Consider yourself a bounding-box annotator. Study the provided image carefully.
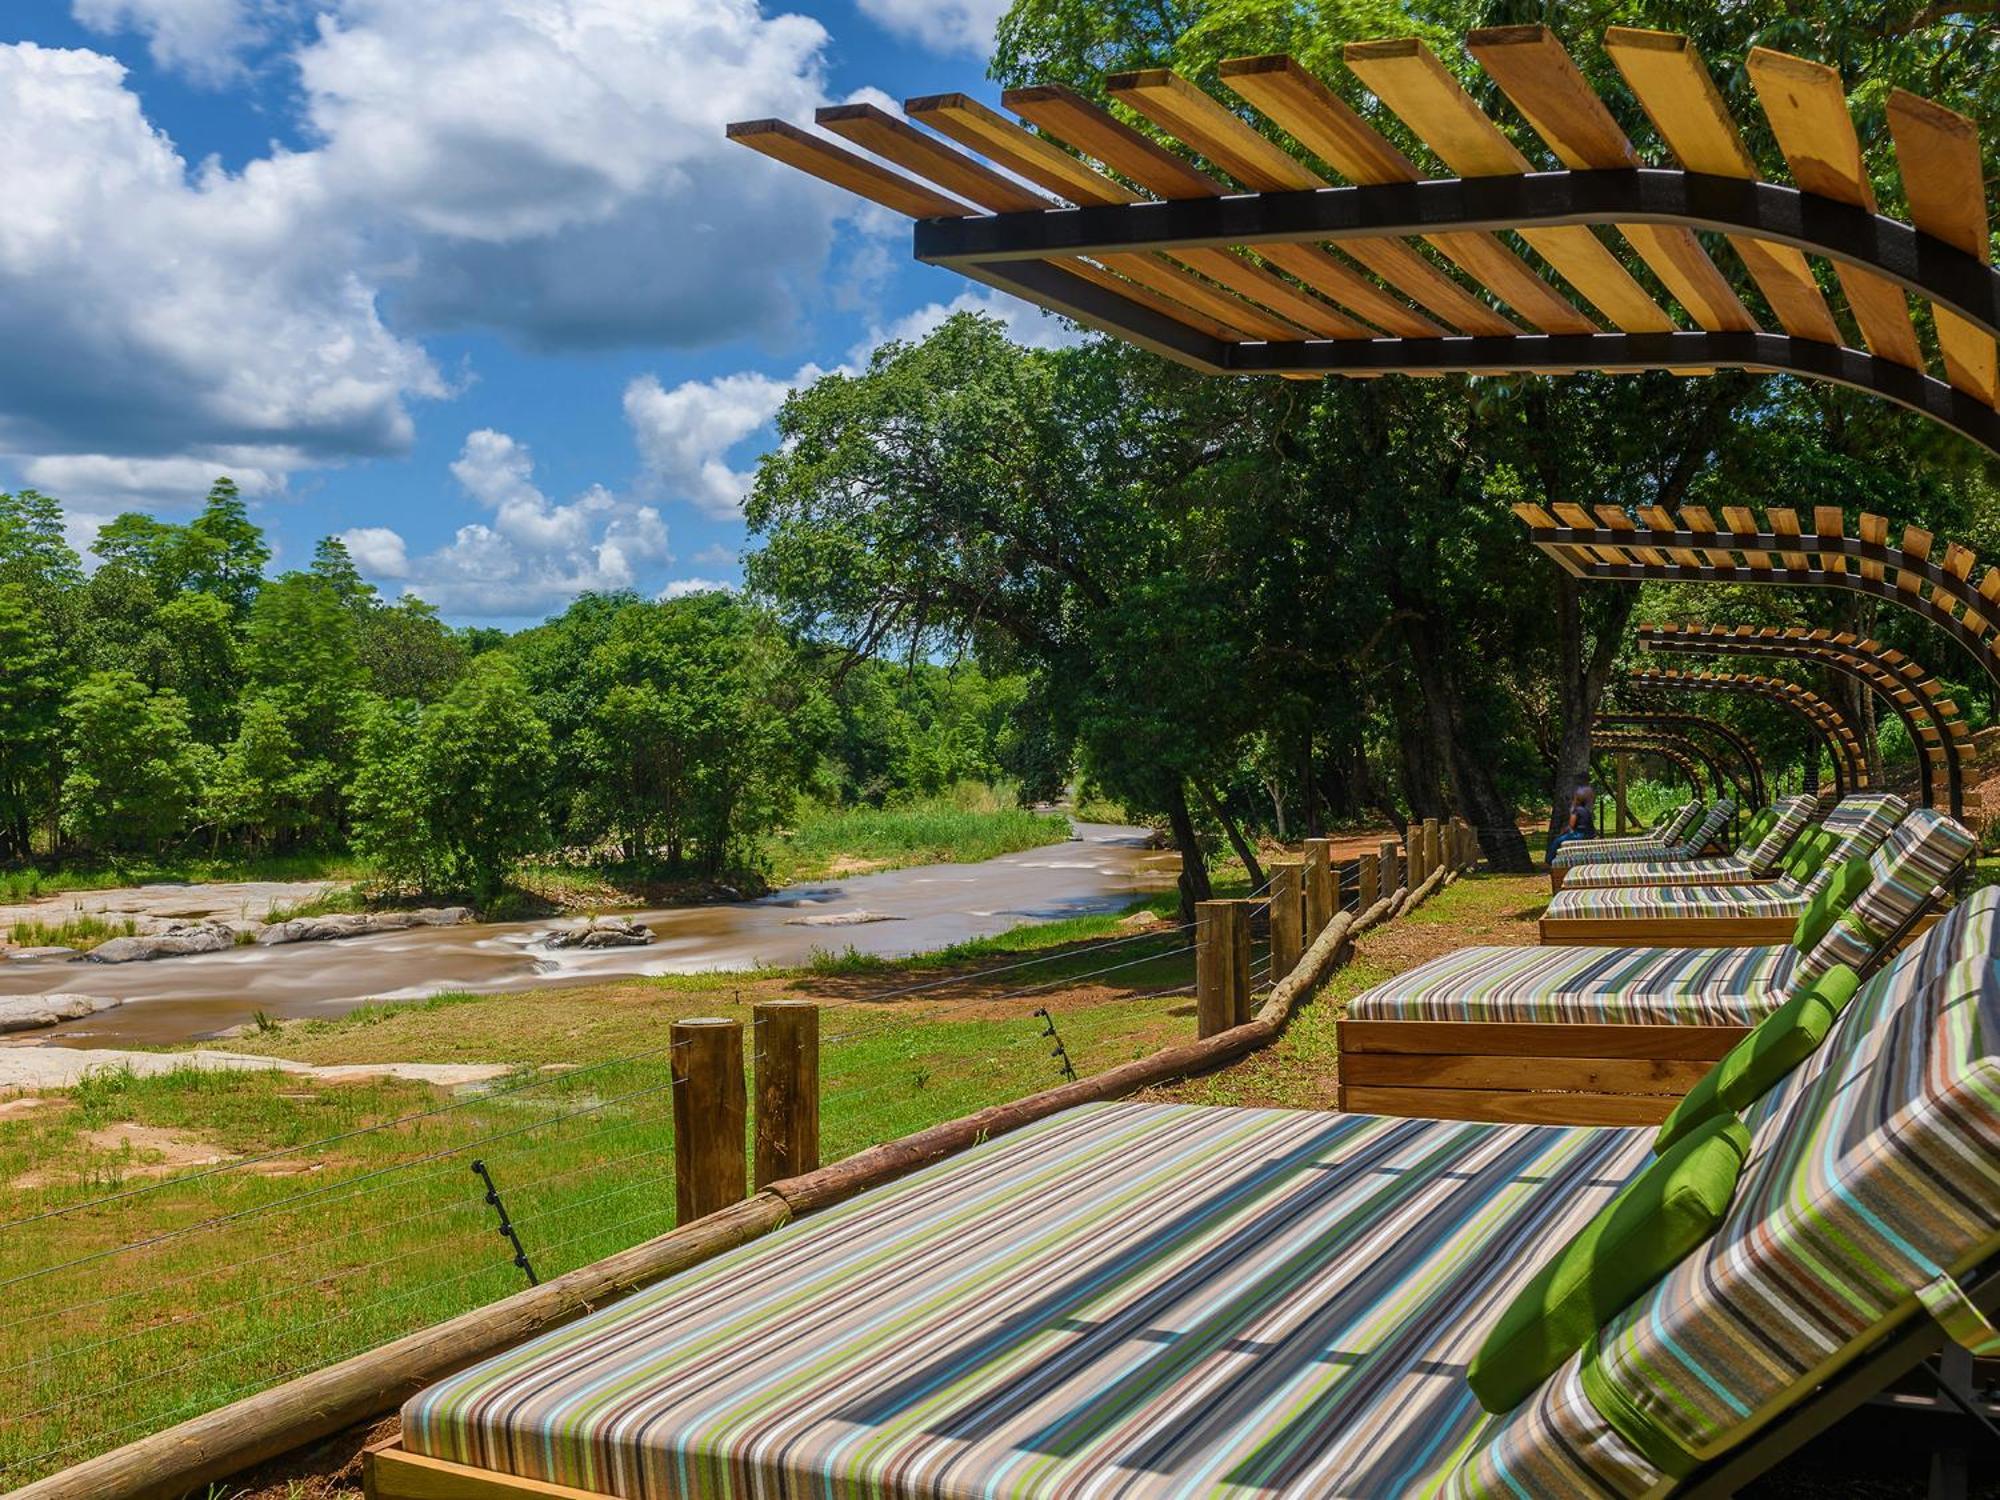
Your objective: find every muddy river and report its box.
[0,824,1174,1047]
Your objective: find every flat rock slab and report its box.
[256,907,471,946]
[542,916,654,949]
[87,925,237,964]
[0,1048,512,1094]
[0,994,120,1034]
[785,910,904,927]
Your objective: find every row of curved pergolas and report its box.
[727,24,2000,821]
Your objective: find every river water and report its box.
[0,824,1174,1047]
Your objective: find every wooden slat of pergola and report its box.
[1517,504,2000,695]
[726,25,2000,453]
[1636,622,1970,815]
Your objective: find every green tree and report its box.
[417,656,554,898]
[310,535,377,612]
[92,513,197,597]
[59,672,205,852]
[359,596,467,703]
[154,591,241,744]
[572,593,829,871]
[204,695,308,850]
[184,479,270,615]
[0,586,67,859]
[348,699,438,892]
[243,573,366,828]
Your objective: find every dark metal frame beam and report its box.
[1590,736,1708,800]
[1596,712,1764,809]
[1631,674,1859,799]
[923,169,2000,456]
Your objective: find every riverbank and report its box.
[0,791,1077,923]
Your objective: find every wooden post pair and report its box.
[671,1002,821,1221]
[1196,899,1254,1038]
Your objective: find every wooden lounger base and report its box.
[1539,914,1797,947]
[368,1439,610,1498]
[1337,1019,1748,1127]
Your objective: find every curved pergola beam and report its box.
[1596,711,1765,809]
[1590,732,1707,800]
[735,29,2000,458]
[1636,623,1970,814]
[1627,668,1867,797]
[1520,506,2000,696]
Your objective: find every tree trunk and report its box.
[1401,617,1533,872]
[1195,779,1267,892]
[1163,779,1211,927]
[1548,573,1636,848]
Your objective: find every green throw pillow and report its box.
[1652,965,1861,1155]
[1736,808,1775,854]
[1467,1112,1752,1413]
[1789,856,1873,953]
[1779,828,1832,882]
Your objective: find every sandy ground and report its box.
[0,1047,512,1094]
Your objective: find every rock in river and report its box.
[87,924,237,963]
[542,916,654,949]
[256,908,471,946]
[0,993,120,1033]
[784,909,904,927]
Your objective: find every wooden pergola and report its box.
[1636,622,1970,813]
[1590,731,1711,798]
[1520,506,2000,696]
[1624,667,1868,797]
[730,27,2000,454]
[1594,709,1764,808]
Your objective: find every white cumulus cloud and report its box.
[856,0,1009,55]
[340,525,409,578]
[624,367,821,520]
[71,0,293,84]
[5,0,861,499]
[661,577,735,598]
[343,429,670,618]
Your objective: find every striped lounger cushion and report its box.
[1342,864,1991,1030]
[1545,794,1907,924]
[1560,795,1816,890]
[1551,800,1732,870]
[1446,908,2000,1497]
[403,1102,1661,1498]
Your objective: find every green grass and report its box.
[0,852,368,903]
[2,913,139,951]
[0,915,1201,1486]
[768,785,1072,885]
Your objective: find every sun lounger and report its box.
[1540,793,1910,946]
[1337,811,1977,1124]
[1556,795,1815,892]
[1552,798,1733,872]
[371,893,2000,1500]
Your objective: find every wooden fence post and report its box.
[1380,837,1401,895]
[1356,852,1379,909]
[1423,818,1441,883]
[1196,900,1250,1038]
[1302,838,1334,937]
[672,1017,747,1222]
[1268,860,1305,982]
[752,1000,819,1189]
[1407,831,1426,888]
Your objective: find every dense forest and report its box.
[7,0,1999,914]
[0,482,1031,899]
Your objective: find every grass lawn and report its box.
[0,887,1239,1488]
[1146,872,1550,1111]
[763,787,1074,885]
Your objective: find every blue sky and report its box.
[0,0,1068,625]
